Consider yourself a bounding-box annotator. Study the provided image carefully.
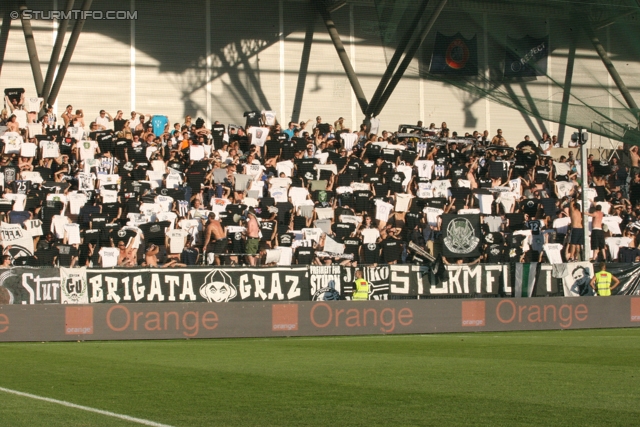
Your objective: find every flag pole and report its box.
[579,128,591,261]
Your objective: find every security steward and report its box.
[589,262,620,296]
[352,269,370,301]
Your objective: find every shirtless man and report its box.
[143,243,184,268]
[203,213,227,265]
[630,146,639,177]
[116,239,137,267]
[568,200,584,261]
[586,205,606,261]
[245,208,260,266]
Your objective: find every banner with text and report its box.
[84,267,310,303]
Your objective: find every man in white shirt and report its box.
[94,110,113,130]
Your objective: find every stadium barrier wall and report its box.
[0,297,639,342]
[1,263,638,305]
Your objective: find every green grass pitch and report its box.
[0,329,639,426]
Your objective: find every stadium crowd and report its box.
[1,89,639,269]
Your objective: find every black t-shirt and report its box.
[363,242,380,264]
[139,221,171,245]
[0,198,13,213]
[102,202,121,220]
[260,220,276,241]
[388,171,405,194]
[342,236,361,262]
[521,199,540,217]
[82,228,101,245]
[97,133,115,154]
[535,166,550,184]
[211,124,226,149]
[484,232,504,246]
[275,202,293,234]
[450,164,468,183]
[35,247,58,267]
[381,237,402,263]
[295,247,315,264]
[111,227,137,247]
[281,140,296,160]
[90,213,108,230]
[278,232,295,247]
[336,191,354,209]
[56,244,78,267]
[332,222,355,240]
[181,247,199,265]
[425,197,447,210]
[618,247,640,262]
[507,235,526,259]
[244,111,261,128]
[505,213,526,231]
[485,243,506,263]
[354,190,373,213]
[266,139,281,159]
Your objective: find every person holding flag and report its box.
[590,263,620,296]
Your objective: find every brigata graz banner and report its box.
[84,267,310,303]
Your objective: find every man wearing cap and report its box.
[203,213,227,265]
[245,208,260,266]
[590,262,620,296]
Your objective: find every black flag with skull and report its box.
[441,214,482,258]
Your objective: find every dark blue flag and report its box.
[429,32,478,76]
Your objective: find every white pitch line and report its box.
[0,386,174,427]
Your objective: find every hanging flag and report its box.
[504,35,549,77]
[514,263,537,297]
[441,214,482,258]
[561,262,595,297]
[429,32,478,76]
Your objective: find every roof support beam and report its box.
[47,0,92,106]
[365,0,431,118]
[19,0,44,96]
[315,0,368,115]
[372,0,448,118]
[0,8,13,79]
[587,27,638,111]
[42,0,75,105]
[557,36,576,146]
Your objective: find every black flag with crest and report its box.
[429,32,478,76]
[441,214,482,258]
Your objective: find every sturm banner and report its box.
[309,265,342,301]
[0,267,61,304]
[83,267,310,303]
[388,264,508,296]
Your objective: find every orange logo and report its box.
[631,298,640,322]
[462,301,485,327]
[272,304,298,331]
[65,306,94,335]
